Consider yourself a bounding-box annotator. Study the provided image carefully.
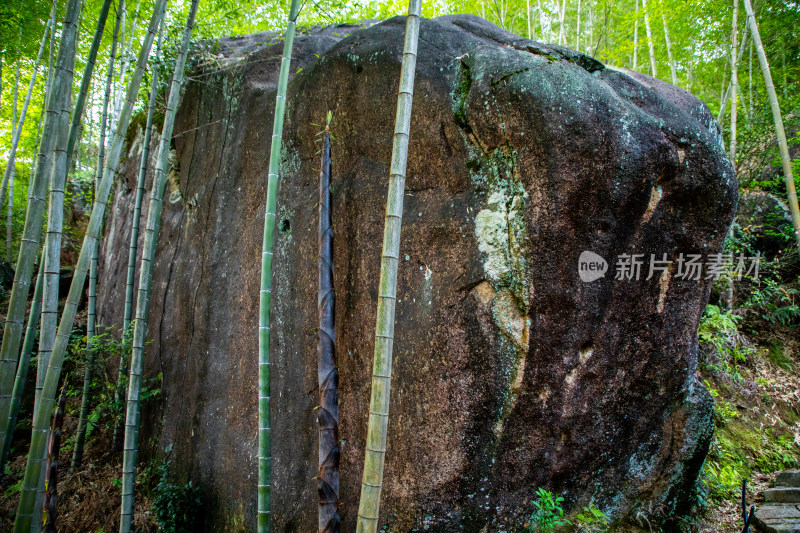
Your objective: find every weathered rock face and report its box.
[97,15,736,532]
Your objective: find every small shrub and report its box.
[152,458,202,533]
[575,502,611,531]
[523,487,571,533]
[698,305,754,381]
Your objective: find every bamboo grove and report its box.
[0,0,797,529]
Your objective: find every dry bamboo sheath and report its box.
[318,119,340,532]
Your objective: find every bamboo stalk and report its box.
[123,11,164,338]
[633,0,639,69]
[526,0,532,39]
[0,250,44,472]
[113,9,165,455]
[317,114,340,533]
[12,1,167,529]
[120,2,199,531]
[730,0,738,163]
[37,0,110,435]
[661,12,677,85]
[41,379,67,533]
[748,39,753,120]
[356,1,421,530]
[718,21,749,123]
[0,10,52,227]
[0,0,78,496]
[258,0,301,530]
[642,0,657,77]
[742,0,800,256]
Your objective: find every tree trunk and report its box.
[104,0,125,452]
[31,3,84,530]
[37,0,110,428]
[317,116,339,533]
[537,0,546,43]
[742,0,800,257]
[12,1,167,529]
[576,0,581,51]
[119,2,198,531]
[257,0,301,530]
[558,0,566,46]
[642,0,657,77]
[110,0,142,145]
[526,0,532,39]
[355,1,421,531]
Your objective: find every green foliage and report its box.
[698,305,754,381]
[523,488,572,533]
[64,328,160,440]
[744,278,800,326]
[151,455,202,533]
[575,502,611,531]
[704,380,739,425]
[766,343,794,371]
[702,407,800,503]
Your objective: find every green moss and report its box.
[767,343,794,371]
[452,60,473,130]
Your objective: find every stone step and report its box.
[765,488,800,504]
[753,504,800,533]
[778,471,800,488]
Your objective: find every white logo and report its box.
[578,251,608,282]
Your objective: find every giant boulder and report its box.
[98,15,737,532]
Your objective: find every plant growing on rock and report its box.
[523,487,571,533]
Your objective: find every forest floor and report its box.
[692,296,800,532]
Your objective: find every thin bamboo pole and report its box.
[6,61,19,262]
[113,8,165,455]
[633,0,639,69]
[642,0,657,77]
[356,1,421,530]
[0,0,68,467]
[120,2,198,531]
[258,0,301,530]
[730,0,738,163]
[0,250,44,472]
[0,11,52,219]
[661,12,677,85]
[12,2,167,529]
[742,0,800,256]
[12,1,82,530]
